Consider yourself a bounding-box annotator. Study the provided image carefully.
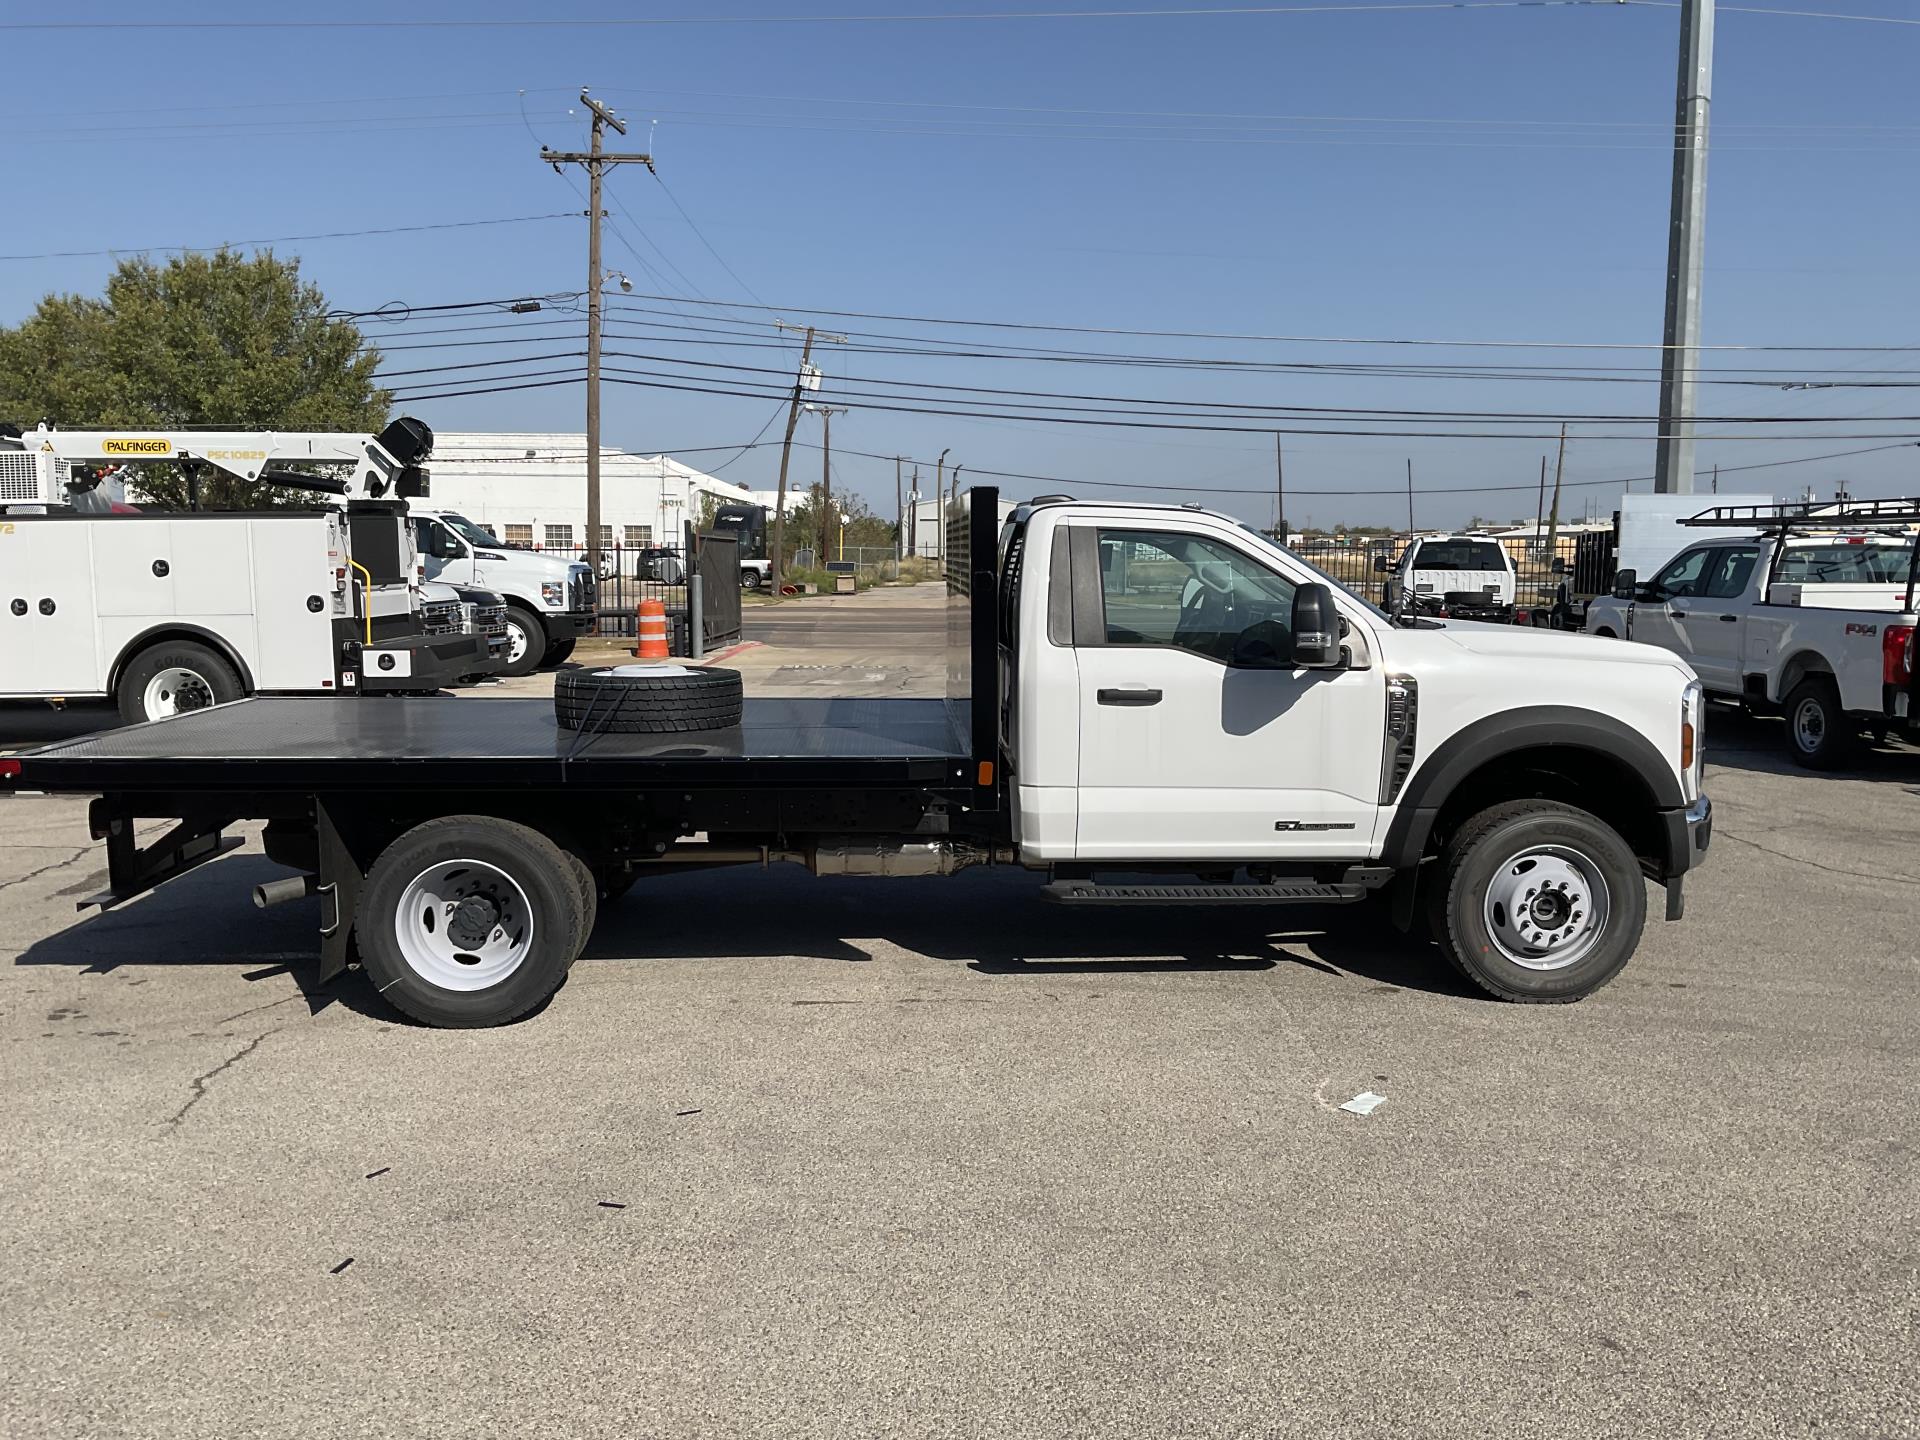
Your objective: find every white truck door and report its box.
[1,520,102,694]
[1629,543,1713,661]
[1686,542,1763,694]
[1069,523,1384,860]
[413,516,474,584]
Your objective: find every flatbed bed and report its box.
[13,695,975,792]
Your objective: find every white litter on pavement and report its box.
[1340,1091,1388,1116]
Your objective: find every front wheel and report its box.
[541,636,577,668]
[1433,800,1646,1003]
[116,640,245,724]
[357,816,585,1027]
[500,607,546,678]
[1784,676,1859,770]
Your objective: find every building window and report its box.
[544,524,574,550]
[595,524,613,550]
[624,525,653,548]
[504,524,533,548]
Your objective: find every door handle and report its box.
[1097,687,1162,707]
[1669,608,1688,620]
[1719,614,1739,623]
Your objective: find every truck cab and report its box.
[1378,533,1517,622]
[711,502,771,590]
[409,509,597,675]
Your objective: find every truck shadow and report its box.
[11,852,1475,1013]
[1702,703,1920,782]
[0,701,123,748]
[591,862,1476,999]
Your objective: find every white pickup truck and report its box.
[1583,500,1920,767]
[10,490,1712,1027]
[1377,533,1518,622]
[410,509,598,675]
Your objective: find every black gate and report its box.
[694,532,741,651]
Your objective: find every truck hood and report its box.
[480,549,578,581]
[1431,619,1694,672]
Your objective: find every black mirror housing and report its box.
[1372,555,1390,573]
[1551,556,1566,575]
[1291,583,1343,668]
[1612,568,1638,601]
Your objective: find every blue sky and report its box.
[3,0,1917,528]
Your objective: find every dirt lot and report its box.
[1,599,1915,1438]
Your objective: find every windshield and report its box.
[1413,540,1508,571]
[1776,540,1914,585]
[441,513,503,547]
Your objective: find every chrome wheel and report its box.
[1482,845,1611,971]
[1793,695,1826,754]
[142,667,215,719]
[393,859,536,991]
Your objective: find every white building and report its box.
[905,495,1018,558]
[424,432,754,553]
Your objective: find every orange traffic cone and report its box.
[634,598,670,659]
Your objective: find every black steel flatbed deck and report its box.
[15,696,974,793]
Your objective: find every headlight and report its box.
[540,582,564,606]
[1681,679,1704,803]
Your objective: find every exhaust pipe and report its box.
[253,874,319,909]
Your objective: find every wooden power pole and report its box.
[812,404,847,562]
[769,321,845,591]
[1274,434,1286,543]
[1405,458,1416,536]
[540,88,652,579]
[894,456,904,561]
[1547,423,1568,561]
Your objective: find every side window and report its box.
[1703,545,1761,600]
[1653,547,1711,597]
[1094,528,1295,664]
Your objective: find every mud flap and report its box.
[315,798,370,985]
[1664,874,1685,922]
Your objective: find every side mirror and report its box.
[1291,583,1344,669]
[1551,556,1566,575]
[1611,568,1638,601]
[1372,555,1390,573]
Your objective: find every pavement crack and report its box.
[0,846,91,893]
[1715,828,1920,886]
[166,1028,282,1131]
[214,994,304,1026]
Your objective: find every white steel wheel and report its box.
[392,859,537,991]
[142,666,217,719]
[1481,845,1611,972]
[1792,695,1825,754]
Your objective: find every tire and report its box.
[116,640,246,724]
[554,665,744,733]
[1784,676,1859,770]
[357,816,584,1028]
[500,607,546,678]
[1433,799,1646,1004]
[565,852,598,959]
[740,568,764,591]
[541,636,578,668]
[1592,628,1618,640]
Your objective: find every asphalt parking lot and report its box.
[2,606,1916,1437]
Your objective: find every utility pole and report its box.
[907,466,920,557]
[540,88,653,578]
[810,404,847,562]
[1547,423,1568,561]
[1274,434,1286,543]
[1654,0,1714,494]
[1405,458,1415,535]
[1535,455,1548,550]
[894,456,904,561]
[768,321,845,590]
[934,448,951,559]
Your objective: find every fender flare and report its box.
[110,624,258,695]
[1380,705,1683,868]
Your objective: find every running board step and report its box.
[1042,880,1367,906]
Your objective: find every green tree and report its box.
[0,249,388,508]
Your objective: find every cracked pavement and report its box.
[1,670,1917,1436]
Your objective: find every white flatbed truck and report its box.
[3,490,1711,1027]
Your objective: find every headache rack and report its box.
[1679,497,1920,613]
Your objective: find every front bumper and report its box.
[1655,794,1713,920]
[547,607,597,640]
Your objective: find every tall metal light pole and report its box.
[541,88,652,576]
[808,404,847,562]
[1654,0,1714,495]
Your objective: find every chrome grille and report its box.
[420,600,464,637]
[475,603,508,638]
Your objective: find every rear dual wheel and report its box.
[357,816,600,1027]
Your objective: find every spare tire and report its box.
[554,664,744,733]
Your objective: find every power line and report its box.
[0,4,1665,32]
[0,214,578,262]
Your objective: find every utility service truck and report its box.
[1584,497,1920,768]
[0,418,503,721]
[6,490,1711,1028]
